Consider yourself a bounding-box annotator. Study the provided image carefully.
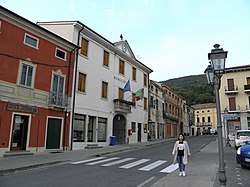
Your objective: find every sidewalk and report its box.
[151,139,219,187]
[0,138,175,175]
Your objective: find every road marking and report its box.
[137,176,155,187]
[102,158,135,166]
[86,157,120,165]
[71,157,106,165]
[138,160,167,171]
[119,159,150,169]
[159,163,178,173]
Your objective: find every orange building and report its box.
[0,6,78,156]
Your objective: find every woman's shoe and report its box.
[182,171,186,176]
[179,172,183,176]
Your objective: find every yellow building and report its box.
[192,103,217,135]
[220,65,250,135]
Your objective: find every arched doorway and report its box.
[113,114,126,144]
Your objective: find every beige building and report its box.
[192,103,217,135]
[220,65,250,136]
[149,80,165,140]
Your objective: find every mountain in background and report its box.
[160,74,215,106]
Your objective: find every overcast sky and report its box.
[1,0,250,81]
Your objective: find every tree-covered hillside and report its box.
[161,74,215,106]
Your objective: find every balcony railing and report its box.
[163,113,178,122]
[196,122,212,127]
[224,85,238,95]
[49,91,68,108]
[244,84,250,93]
[113,99,132,113]
[225,105,241,112]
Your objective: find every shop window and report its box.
[132,122,136,132]
[98,117,107,142]
[73,114,85,142]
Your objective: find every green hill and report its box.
[161,74,215,106]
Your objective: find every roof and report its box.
[225,64,250,73]
[191,103,216,109]
[0,5,79,50]
[37,20,153,74]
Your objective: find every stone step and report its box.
[85,144,103,149]
[4,150,34,157]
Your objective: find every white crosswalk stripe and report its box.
[71,157,179,173]
[119,159,150,169]
[86,157,120,165]
[71,157,106,165]
[138,160,167,171]
[102,158,135,166]
[160,163,179,173]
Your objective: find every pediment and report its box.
[114,40,136,60]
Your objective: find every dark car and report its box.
[236,140,250,168]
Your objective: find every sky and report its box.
[1,0,250,81]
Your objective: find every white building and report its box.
[38,21,153,149]
[149,80,165,140]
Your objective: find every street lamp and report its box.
[205,44,228,187]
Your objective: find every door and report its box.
[137,123,141,142]
[46,118,62,149]
[113,115,126,144]
[11,114,29,150]
[227,79,234,91]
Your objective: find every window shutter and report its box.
[81,38,88,56]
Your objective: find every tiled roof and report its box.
[191,103,216,109]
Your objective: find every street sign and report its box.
[223,113,238,120]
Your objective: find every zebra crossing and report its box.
[71,157,179,173]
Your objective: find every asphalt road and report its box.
[0,136,216,187]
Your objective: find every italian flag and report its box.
[135,88,144,101]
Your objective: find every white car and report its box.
[234,130,250,149]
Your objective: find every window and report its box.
[197,117,200,123]
[132,93,136,106]
[50,74,65,106]
[132,67,136,81]
[156,99,158,110]
[229,97,236,111]
[144,74,147,86]
[150,96,154,107]
[144,97,147,110]
[162,103,165,115]
[98,117,107,142]
[151,85,153,91]
[156,89,158,95]
[132,122,136,132]
[208,116,211,122]
[207,110,210,112]
[119,59,125,75]
[55,48,66,60]
[81,38,89,56]
[103,50,109,67]
[20,63,34,87]
[78,73,86,93]
[247,117,250,130]
[202,117,205,123]
[102,81,108,99]
[119,88,124,100]
[73,114,85,142]
[24,33,38,48]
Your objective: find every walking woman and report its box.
[172,134,191,176]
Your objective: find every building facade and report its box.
[161,84,188,137]
[149,80,165,140]
[192,103,217,135]
[220,65,250,136]
[0,6,77,156]
[38,21,153,149]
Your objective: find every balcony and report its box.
[113,99,133,114]
[49,91,68,109]
[244,84,250,93]
[224,85,238,95]
[163,113,178,122]
[246,105,250,112]
[225,105,241,113]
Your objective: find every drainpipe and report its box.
[70,26,84,150]
[63,47,76,151]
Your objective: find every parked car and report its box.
[236,140,250,168]
[234,130,250,149]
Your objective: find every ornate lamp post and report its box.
[205,44,228,187]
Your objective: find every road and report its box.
[0,136,216,187]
